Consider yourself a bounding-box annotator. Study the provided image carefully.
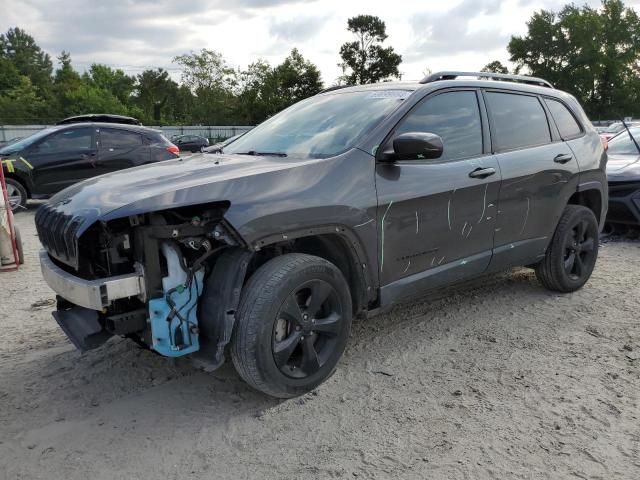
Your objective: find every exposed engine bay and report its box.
[44,203,247,367]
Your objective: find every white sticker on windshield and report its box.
[367,90,410,99]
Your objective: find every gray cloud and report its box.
[405,0,508,60]
[269,14,331,41]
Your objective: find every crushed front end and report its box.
[36,202,240,361]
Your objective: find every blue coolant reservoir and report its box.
[149,242,204,357]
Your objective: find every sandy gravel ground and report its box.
[0,206,639,480]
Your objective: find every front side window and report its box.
[545,98,582,138]
[393,90,483,161]
[38,128,93,153]
[608,127,640,155]
[485,92,551,151]
[100,129,142,148]
[224,90,409,158]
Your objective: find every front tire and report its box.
[231,254,352,398]
[536,205,599,292]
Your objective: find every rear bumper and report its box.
[39,250,145,310]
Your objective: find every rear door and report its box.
[27,127,97,194]
[484,90,580,270]
[375,89,502,304]
[97,128,148,174]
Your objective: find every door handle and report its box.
[554,153,573,164]
[468,167,496,179]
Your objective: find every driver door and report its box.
[375,89,502,304]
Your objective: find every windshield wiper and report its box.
[234,150,287,157]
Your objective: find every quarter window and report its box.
[394,91,483,161]
[545,98,582,139]
[485,92,551,151]
[100,129,142,148]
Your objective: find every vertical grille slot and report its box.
[35,204,81,267]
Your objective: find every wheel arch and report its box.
[249,227,376,316]
[567,182,604,227]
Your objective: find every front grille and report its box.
[35,204,82,267]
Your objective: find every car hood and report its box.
[606,153,640,181]
[46,153,315,233]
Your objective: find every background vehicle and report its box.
[0,137,23,148]
[0,122,178,210]
[36,71,607,398]
[605,126,640,227]
[171,134,209,152]
[203,133,244,153]
[600,121,640,141]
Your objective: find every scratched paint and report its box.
[403,260,411,273]
[354,218,374,228]
[380,201,393,272]
[520,197,530,235]
[415,211,419,234]
[478,183,488,224]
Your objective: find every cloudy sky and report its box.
[1,0,638,85]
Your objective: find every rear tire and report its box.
[535,205,599,292]
[5,178,27,212]
[231,254,352,398]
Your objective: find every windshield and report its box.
[0,128,57,155]
[224,90,410,158]
[608,127,640,155]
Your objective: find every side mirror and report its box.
[381,132,444,162]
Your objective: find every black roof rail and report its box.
[420,71,554,89]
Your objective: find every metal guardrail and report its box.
[0,125,254,143]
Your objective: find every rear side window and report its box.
[485,92,551,151]
[100,129,142,148]
[395,90,483,161]
[545,98,582,139]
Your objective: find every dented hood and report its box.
[46,153,315,235]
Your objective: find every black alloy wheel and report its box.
[273,279,344,379]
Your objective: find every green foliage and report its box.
[481,61,510,74]
[339,15,402,85]
[0,27,53,95]
[0,28,326,126]
[236,49,323,124]
[509,0,640,118]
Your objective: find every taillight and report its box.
[166,145,179,155]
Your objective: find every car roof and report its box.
[56,114,141,125]
[320,77,571,101]
[55,122,162,135]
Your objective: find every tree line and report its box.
[1,0,638,125]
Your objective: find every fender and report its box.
[251,223,377,305]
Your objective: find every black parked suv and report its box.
[0,122,179,210]
[36,72,607,398]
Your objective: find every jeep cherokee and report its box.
[36,71,607,398]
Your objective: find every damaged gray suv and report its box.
[37,71,607,398]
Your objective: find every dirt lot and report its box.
[0,206,639,480]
